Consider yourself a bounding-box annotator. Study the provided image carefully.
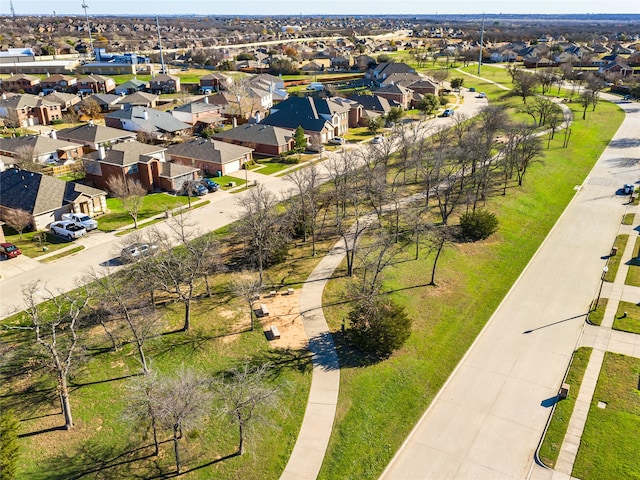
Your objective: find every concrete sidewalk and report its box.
[380,95,640,479]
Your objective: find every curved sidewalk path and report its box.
[280,238,345,480]
[380,95,640,479]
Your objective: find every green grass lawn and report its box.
[3,229,78,258]
[40,245,85,263]
[254,160,295,176]
[625,236,640,286]
[604,234,628,282]
[572,353,640,479]
[538,347,593,468]
[210,174,248,190]
[612,301,640,334]
[588,298,608,326]
[98,194,190,231]
[317,93,625,479]
[623,213,635,225]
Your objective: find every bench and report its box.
[287,288,294,295]
[260,304,269,316]
[270,325,281,340]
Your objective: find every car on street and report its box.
[372,135,384,144]
[120,243,158,263]
[201,178,220,192]
[50,221,87,240]
[623,184,635,194]
[478,92,487,98]
[0,242,22,259]
[328,136,345,145]
[442,109,455,117]
[61,213,98,231]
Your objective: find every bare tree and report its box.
[124,371,163,456]
[236,184,289,285]
[426,225,453,286]
[106,175,147,229]
[150,214,217,332]
[231,271,262,331]
[214,363,281,456]
[85,268,160,374]
[18,282,90,429]
[13,145,42,172]
[503,124,544,187]
[154,368,212,474]
[512,71,539,104]
[2,208,32,239]
[286,165,321,255]
[78,97,102,120]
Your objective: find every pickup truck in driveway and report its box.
[61,213,98,231]
[50,221,87,240]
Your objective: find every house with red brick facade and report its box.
[166,138,253,176]
[0,93,63,127]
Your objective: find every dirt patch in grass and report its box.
[257,288,307,350]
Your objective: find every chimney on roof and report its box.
[89,119,94,126]
[204,96,209,104]
[232,117,237,128]
[142,110,148,120]
[49,130,57,140]
[98,145,106,160]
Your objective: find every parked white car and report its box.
[329,136,345,145]
[61,213,98,231]
[120,243,159,263]
[50,221,87,240]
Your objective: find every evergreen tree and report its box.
[293,125,307,153]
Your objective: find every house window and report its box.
[126,164,139,175]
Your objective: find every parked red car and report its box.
[0,242,22,259]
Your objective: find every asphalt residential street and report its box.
[379,95,640,479]
[0,90,485,319]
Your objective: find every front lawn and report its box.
[612,301,640,335]
[3,229,77,258]
[98,193,190,232]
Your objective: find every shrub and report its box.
[459,210,499,241]
[347,297,412,356]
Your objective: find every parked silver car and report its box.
[120,243,158,263]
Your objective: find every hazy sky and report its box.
[4,0,639,16]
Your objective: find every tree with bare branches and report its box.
[213,363,281,456]
[106,175,147,229]
[231,271,262,331]
[2,208,32,239]
[18,281,90,429]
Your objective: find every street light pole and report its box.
[595,265,609,311]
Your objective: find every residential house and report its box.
[81,93,122,113]
[166,138,253,176]
[120,92,159,108]
[379,72,423,88]
[206,92,262,122]
[349,94,398,126]
[57,122,137,151]
[171,99,223,127]
[598,61,634,77]
[1,74,41,94]
[366,62,416,83]
[212,124,297,156]
[104,106,191,141]
[149,73,180,94]
[199,72,232,93]
[247,74,289,103]
[77,75,116,94]
[329,97,363,128]
[331,55,351,70]
[354,55,376,71]
[158,161,201,193]
[114,79,148,96]
[83,141,177,192]
[406,79,438,96]
[0,133,84,165]
[0,93,63,127]
[40,74,78,94]
[372,83,413,109]
[42,92,82,112]
[259,96,349,143]
[0,168,107,230]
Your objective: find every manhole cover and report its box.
[598,401,607,409]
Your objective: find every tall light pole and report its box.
[156,16,166,75]
[477,13,485,75]
[81,2,94,58]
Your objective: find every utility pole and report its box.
[81,1,94,59]
[156,16,166,75]
[9,0,16,17]
[477,13,485,75]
